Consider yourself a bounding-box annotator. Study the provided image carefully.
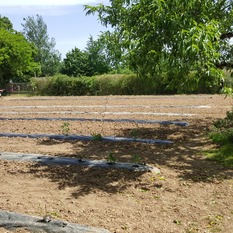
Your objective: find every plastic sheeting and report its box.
[0,111,196,116]
[0,117,189,126]
[0,111,197,117]
[0,210,110,233]
[0,133,173,144]
[0,105,211,109]
[0,152,160,173]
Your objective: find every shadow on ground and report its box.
[25,117,233,198]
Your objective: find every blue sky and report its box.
[0,0,110,58]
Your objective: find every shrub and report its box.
[30,71,224,96]
[30,77,51,96]
[208,108,233,166]
[30,75,97,96]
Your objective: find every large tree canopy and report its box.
[0,16,38,86]
[85,35,112,76]
[85,0,233,91]
[61,36,111,77]
[22,14,61,76]
[61,47,89,77]
[0,15,13,31]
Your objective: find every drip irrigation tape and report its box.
[0,133,173,144]
[0,117,189,126]
[0,152,160,173]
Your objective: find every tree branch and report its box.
[216,61,233,69]
[220,32,233,40]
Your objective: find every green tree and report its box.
[0,27,39,85]
[22,14,61,76]
[98,31,128,73]
[61,47,89,77]
[85,35,111,76]
[0,15,13,31]
[62,36,112,77]
[85,0,233,92]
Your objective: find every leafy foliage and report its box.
[85,0,233,90]
[30,74,97,96]
[214,109,233,130]
[208,107,233,166]
[61,36,111,77]
[0,15,13,31]
[107,152,117,164]
[22,14,61,76]
[61,48,89,77]
[92,133,103,141]
[61,122,70,136]
[85,35,112,76]
[206,144,233,167]
[0,26,39,85]
[30,71,224,96]
[98,31,128,73]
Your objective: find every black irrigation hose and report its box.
[0,152,160,173]
[0,117,189,126]
[0,133,173,145]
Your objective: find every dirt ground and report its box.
[0,94,232,233]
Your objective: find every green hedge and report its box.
[30,72,223,96]
[30,75,97,96]
[30,74,160,96]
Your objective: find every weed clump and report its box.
[208,108,233,166]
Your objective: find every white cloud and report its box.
[0,0,109,16]
[0,0,107,6]
[1,5,81,16]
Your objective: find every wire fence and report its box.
[5,82,31,94]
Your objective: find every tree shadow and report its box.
[28,163,145,198]
[29,117,233,198]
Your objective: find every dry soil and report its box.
[0,94,232,233]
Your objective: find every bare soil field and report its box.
[0,94,232,233]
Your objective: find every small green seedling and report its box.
[92,133,103,141]
[129,129,140,138]
[140,188,149,192]
[158,176,166,181]
[61,122,70,136]
[173,220,182,225]
[107,152,117,165]
[132,154,142,164]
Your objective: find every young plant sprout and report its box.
[107,152,117,165]
[92,133,103,141]
[132,154,142,164]
[61,122,70,136]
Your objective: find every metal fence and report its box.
[5,82,31,94]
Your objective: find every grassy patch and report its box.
[92,133,103,141]
[7,93,31,97]
[208,108,233,167]
[209,130,233,145]
[205,143,233,167]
